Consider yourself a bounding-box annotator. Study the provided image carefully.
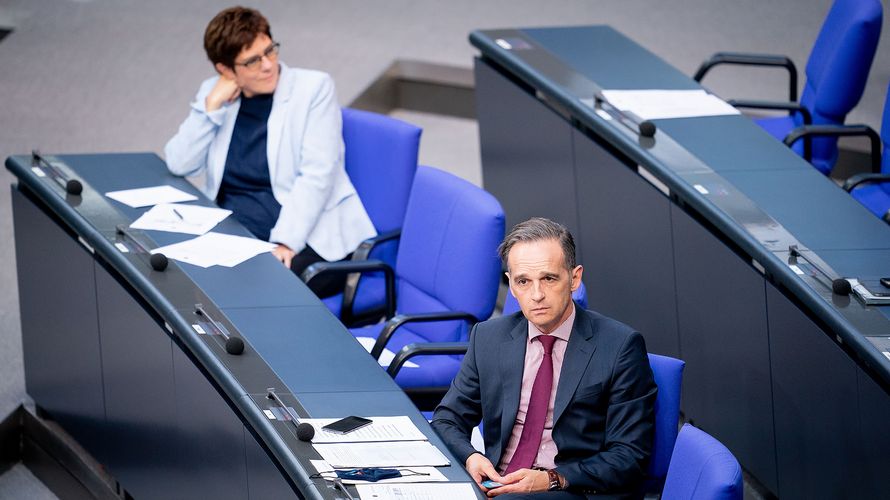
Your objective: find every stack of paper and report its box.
[313,441,450,468]
[106,185,197,207]
[303,416,427,443]
[599,89,740,120]
[151,232,275,268]
[355,483,477,499]
[355,337,419,369]
[130,203,231,235]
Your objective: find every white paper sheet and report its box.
[129,203,231,235]
[309,460,447,484]
[599,89,740,120]
[106,185,198,208]
[302,416,426,443]
[151,232,275,268]
[356,337,419,369]
[354,483,477,499]
[312,441,450,468]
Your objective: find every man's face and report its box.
[218,33,280,97]
[506,239,582,334]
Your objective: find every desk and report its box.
[7,153,480,499]
[471,26,890,498]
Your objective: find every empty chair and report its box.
[695,0,882,175]
[318,108,421,324]
[304,166,505,402]
[645,353,685,493]
[662,424,743,500]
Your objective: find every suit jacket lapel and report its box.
[266,63,293,182]
[497,320,528,461]
[553,311,597,424]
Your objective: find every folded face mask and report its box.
[335,468,402,482]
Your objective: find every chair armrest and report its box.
[370,311,479,360]
[694,52,798,101]
[783,124,881,170]
[842,173,890,192]
[340,229,403,324]
[301,260,396,319]
[387,342,470,377]
[726,99,812,124]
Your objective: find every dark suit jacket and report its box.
[432,308,656,496]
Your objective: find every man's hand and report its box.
[487,468,550,497]
[205,75,241,112]
[271,244,296,269]
[465,453,505,493]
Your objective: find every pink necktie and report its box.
[506,334,557,474]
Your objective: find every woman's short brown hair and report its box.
[204,6,272,69]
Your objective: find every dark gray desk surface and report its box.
[7,151,477,497]
[470,26,890,386]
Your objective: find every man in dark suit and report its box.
[432,217,656,498]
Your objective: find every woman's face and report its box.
[220,33,280,97]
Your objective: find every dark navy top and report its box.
[217,93,281,241]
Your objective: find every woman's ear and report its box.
[215,62,236,80]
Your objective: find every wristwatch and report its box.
[546,469,563,491]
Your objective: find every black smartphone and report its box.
[321,416,373,434]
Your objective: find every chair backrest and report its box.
[342,108,421,267]
[645,353,685,492]
[662,424,743,500]
[881,82,890,175]
[798,0,882,171]
[502,281,588,315]
[395,166,505,343]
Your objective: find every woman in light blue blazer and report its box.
[165,6,375,297]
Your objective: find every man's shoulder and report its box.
[578,308,637,338]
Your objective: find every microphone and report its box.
[296,422,315,442]
[115,225,168,271]
[266,388,313,440]
[31,150,83,195]
[789,245,850,296]
[594,92,657,137]
[195,304,245,355]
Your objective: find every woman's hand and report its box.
[272,244,296,269]
[205,75,241,112]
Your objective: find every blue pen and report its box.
[172,208,184,220]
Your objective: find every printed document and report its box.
[356,337,419,369]
[309,460,447,484]
[599,89,740,120]
[355,483,477,499]
[106,185,197,208]
[151,232,275,268]
[129,203,231,235]
[313,441,450,468]
[302,416,426,443]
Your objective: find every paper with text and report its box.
[313,441,450,468]
[600,89,740,120]
[130,203,231,235]
[303,416,426,443]
[355,483,477,499]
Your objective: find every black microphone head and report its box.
[225,336,245,355]
[65,179,83,196]
[149,252,169,271]
[296,422,315,442]
[832,278,851,296]
[639,120,656,137]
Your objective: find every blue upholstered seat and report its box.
[847,83,890,221]
[321,108,420,322]
[348,166,505,390]
[697,0,882,175]
[662,424,743,500]
[645,353,685,493]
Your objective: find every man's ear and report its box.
[570,265,583,292]
[505,272,516,297]
[215,62,236,80]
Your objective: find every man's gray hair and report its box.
[497,217,576,271]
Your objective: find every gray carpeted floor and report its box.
[0,1,887,497]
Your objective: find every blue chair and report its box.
[305,166,505,402]
[662,424,743,500]
[695,0,882,175]
[318,108,421,324]
[645,353,685,493]
[502,281,588,315]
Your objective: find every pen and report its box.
[172,208,184,220]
